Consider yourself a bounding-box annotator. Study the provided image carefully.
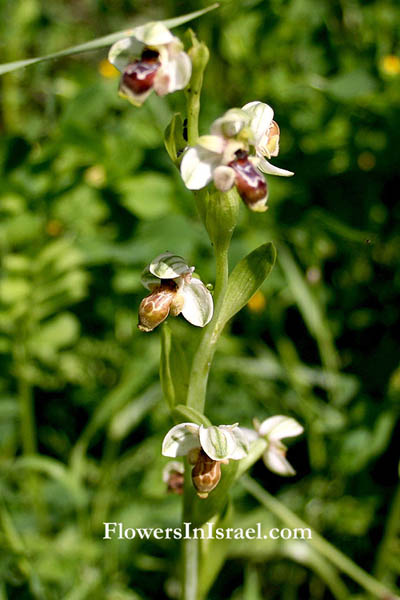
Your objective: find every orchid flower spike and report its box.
[162,422,249,498]
[180,102,293,212]
[138,252,213,332]
[108,22,191,106]
[253,416,304,476]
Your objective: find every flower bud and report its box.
[138,280,177,332]
[228,150,268,212]
[120,48,160,96]
[191,449,222,499]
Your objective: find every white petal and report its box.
[149,252,191,279]
[242,101,274,146]
[154,51,192,95]
[263,447,296,476]
[257,156,294,177]
[181,278,213,327]
[199,425,236,461]
[239,427,259,445]
[213,165,236,192]
[180,146,220,190]
[226,426,249,459]
[197,135,225,154]
[131,22,174,46]
[108,37,142,72]
[258,416,304,441]
[162,423,200,457]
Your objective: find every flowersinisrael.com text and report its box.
[103,522,312,541]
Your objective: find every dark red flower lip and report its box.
[228,150,268,211]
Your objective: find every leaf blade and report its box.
[218,242,276,326]
[0,5,219,75]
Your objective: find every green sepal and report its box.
[160,324,189,409]
[172,404,212,428]
[164,113,187,165]
[218,242,276,327]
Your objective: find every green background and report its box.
[0,0,399,598]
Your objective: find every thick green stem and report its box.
[186,245,229,413]
[182,462,199,600]
[241,475,399,600]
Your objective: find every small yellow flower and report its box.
[98,59,119,79]
[380,55,400,76]
[247,290,266,313]
[84,165,106,187]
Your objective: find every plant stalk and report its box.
[186,245,229,413]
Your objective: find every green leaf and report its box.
[109,384,160,440]
[0,5,219,75]
[160,324,190,409]
[172,404,212,427]
[277,243,339,374]
[118,173,175,219]
[218,242,276,326]
[326,70,377,101]
[14,455,87,508]
[164,113,186,164]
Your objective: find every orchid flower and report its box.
[162,422,249,498]
[162,461,184,495]
[180,102,293,212]
[108,22,191,106]
[241,415,303,476]
[251,416,304,476]
[138,252,213,332]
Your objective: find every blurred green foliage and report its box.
[0,0,399,598]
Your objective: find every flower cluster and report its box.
[108,18,305,503]
[180,101,293,212]
[108,22,191,106]
[138,252,213,332]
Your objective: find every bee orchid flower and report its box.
[108,22,191,106]
[138,252,213,332]
[180,102,293,212]
[162,422,249,498]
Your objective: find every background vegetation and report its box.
[0,0,399,598]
